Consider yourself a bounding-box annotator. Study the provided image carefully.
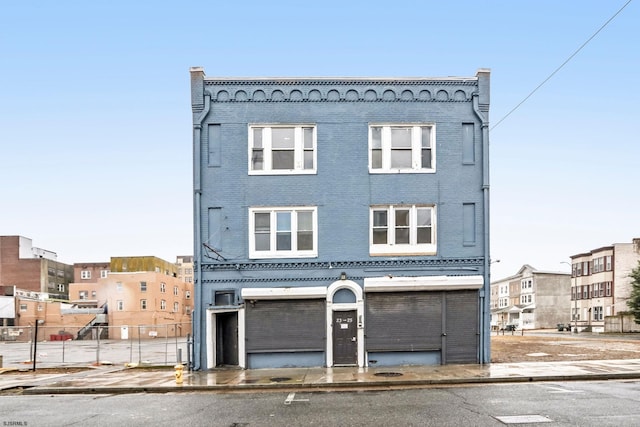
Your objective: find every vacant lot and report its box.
[491,333,640,363]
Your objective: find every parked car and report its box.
[556,323,571,331]
[503,324,517,331]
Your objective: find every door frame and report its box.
[326,279,364,367]
[206,307,245,369]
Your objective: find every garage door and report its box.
[365,292,442,351]
[245,299,325,352]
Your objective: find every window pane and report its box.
[421,127,430,148]
[391,128,412,148]
[372,149,382,169]
[417,227,432,244]
[373,229,387,244]
[253,128,263,148]
[421,148,431,169]
[276,233,291,250]
[255,234,269,251]
[303,127,313,149]
[297,231,313,250]
[255,213,270,232]
[272,150,294,169]
[373,210,387,227]
[277,212,291,231]
[371,127,382,148]
[390,150,411,168]
[416,208,431,226]
[395,209,410,227]
[251,149,263,170]
[271,128,295,149]
[297,211,312,230]
[395,228,410,244]
[304,150,313,169]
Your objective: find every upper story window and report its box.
[140,281,147,292]
[249,207,318,258]
[160,282,166,293]
[249,125,316,174]
[81,270,91,280]
[369,124,435,173]
[100,270,109,279]
[370,205,436,255]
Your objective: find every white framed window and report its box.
[117,300,124,311]
[173,286,179,296]
[140,299,147,310]
[20,304,27,312]
[79,290,88,300]
[81,270,91,280]
[370,205,436,255]
[185,291,191,300]
[249,206,318,258]
[160,299,166,310]
[369,124,435,173]
[160,282,166,293]
[249,125,317,174]
[57,284,65,292]
[140,281,147,292]
[100,270,109,279]
[173,302,179,312]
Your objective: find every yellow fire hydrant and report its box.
[174,364,184,384]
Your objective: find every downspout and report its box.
[192,93,210,370]
[473,91,490,364]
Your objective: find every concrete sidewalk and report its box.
[3,359,640,394]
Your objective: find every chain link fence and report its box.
[0,323,192,369]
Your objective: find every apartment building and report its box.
[190,67,491,369]
[570,238,640,332]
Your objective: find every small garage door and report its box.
[245,299,325,352]
[365,292,442,351]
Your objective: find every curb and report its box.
[20,372,640,395]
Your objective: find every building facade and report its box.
[68,257,193,339]
[490,265,570,330]
[0,236,73,300]
[191,67,491,369]
[570,238,640,332]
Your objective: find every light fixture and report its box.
[340,272,347,280]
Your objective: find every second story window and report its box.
[369,124,435,173]
[370,205,436,255]
[160,282,166,293]
[140,281,147,292]
[249,125,316,174]
[249,207,318,259]
[81,270,91,280]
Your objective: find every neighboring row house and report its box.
[570,238,640,332]
[490,265,570,330]
[191,67,491,369]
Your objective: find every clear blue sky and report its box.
[1,1,638,281]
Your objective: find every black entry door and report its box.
[216,312,238,366]
[333,310,357,365]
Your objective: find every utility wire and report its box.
[491,0,633,131]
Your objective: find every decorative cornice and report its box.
[200,258,483,272]
[203,81,477,103]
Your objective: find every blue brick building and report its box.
[190,67,491,369]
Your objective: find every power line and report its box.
[491,0,633,131]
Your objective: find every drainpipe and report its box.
[472,69,491,364]
[192,93,210,370]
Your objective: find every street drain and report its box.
[270,377,291,382]
[374,372,403,377]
